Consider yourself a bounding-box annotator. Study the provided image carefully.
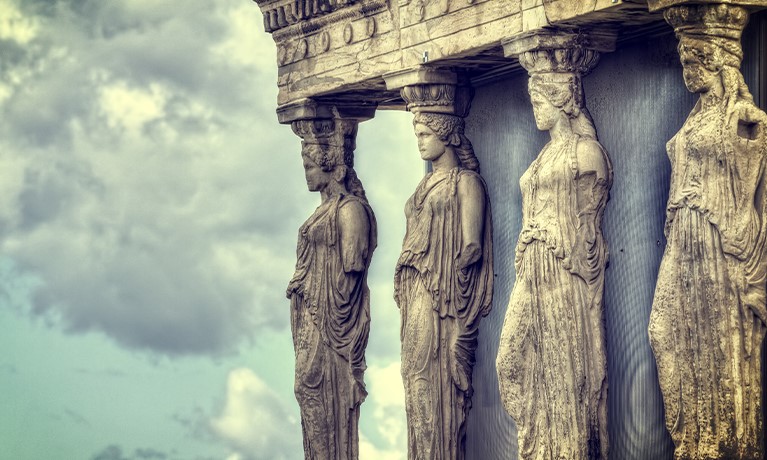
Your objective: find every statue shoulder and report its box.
[338,195,372,230]
[456,168,486,190]
[575,137,609,181]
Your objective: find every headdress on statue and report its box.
[292,118,357,172]
[665,4,748,69]
[518,46,600,76]
[518,45,597,116]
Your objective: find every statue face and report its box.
[302,155,331,192]
[680,45,720,94]
[414,123,446,161]
[681,59,719,94]
[529,88,560,131]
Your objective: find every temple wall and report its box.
[464,18,764,458]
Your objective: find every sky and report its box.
[0,1,422,459]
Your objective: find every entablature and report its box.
[253,0,767,120]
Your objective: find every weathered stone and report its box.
[391,73,494,460]
[287,103,378,460]
[253,0,663,109]
[647,0,767,13]
[496,29,614,460]
[647,3,767,459]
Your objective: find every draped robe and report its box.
[394,167,493,460]
[497,134,611,460]
[287,193,376,460]
[649,98,767,460]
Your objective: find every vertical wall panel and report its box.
[463,70,546,460]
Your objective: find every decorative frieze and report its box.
[284,102,377,460]
[257,0,360,33]
[496,29,615,460]
[647,3,767,459]
[386,69,493,460]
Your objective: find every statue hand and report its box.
[456,243,481,270]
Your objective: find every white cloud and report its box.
[0,0,40,44]
[99,81,167,133]
[360,361,407,458]
[210,368,302,460]
[360,435,406,460]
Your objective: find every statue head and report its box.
[527,73,596,138]
[294,119,368,200]
[528,73,584,128]
[666,4,751,102]
[519,46,599,138]
[412,112,480,172]
[301,143,346,193]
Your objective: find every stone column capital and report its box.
[383,67,473,116]
[276,98,377,125]
[647,0,767,13]
[503,28,617,77]
[276,99,375,170]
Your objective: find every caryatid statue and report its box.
[392,76,494,460]
[286,112,377,460]
[497,31,615,460]
[646,3,767,459]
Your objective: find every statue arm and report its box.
[338,200,371,273]
[568,139,610,284]
[456,173,486,270]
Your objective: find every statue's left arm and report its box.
[339,199,371,273]
[456,173,486,270]
[569,138,610,286]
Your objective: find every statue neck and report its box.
[320,181,346,202]
[549,112,572,143]
[432,147,459,172]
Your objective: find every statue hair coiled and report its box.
[413,112,481,173]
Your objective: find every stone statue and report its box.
[394,109,494,460]
[496,44,612,460]
[648,5,767,459]
[287,118,377,460]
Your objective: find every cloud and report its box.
[210,367,302,460]
[91,445,129,460]
[90,445,174,460]
[0,0,309,355]
[360,361,407,459]
[63,407,91,427]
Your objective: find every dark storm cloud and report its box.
[0,0,307,356]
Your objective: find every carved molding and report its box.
[497,29,613,460]
[262,0,388,41]
[256,0,360,33]
[648,3,767,459]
